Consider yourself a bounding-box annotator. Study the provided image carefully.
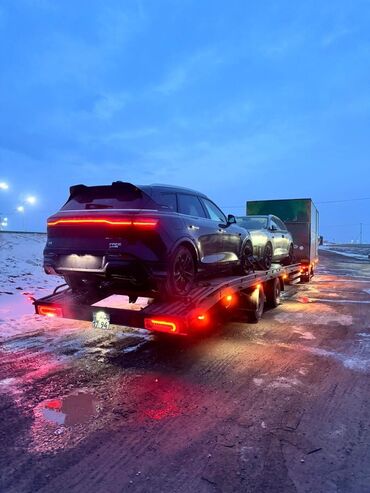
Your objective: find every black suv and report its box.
[44,182,253,297]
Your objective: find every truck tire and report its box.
[246,284,265,323]
[265,278,281,308]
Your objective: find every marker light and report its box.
[144,318,178,333]
[48,218,158,228]
[194,311,210,328]
[222,292,236,309]
[37,305,63,317]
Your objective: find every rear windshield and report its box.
[61,185,158,211]
[236,216,268,230]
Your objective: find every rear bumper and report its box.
[43,252,167,281]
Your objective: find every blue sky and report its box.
[0,0,369,241]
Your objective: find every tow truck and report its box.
[34,197,319,336]
[34,263,305,336]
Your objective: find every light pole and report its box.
[16,196,37,232]
[0,182,9,231]
[0,215,8,230]
[16,205,26,231]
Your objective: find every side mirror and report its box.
[227,214,236,225]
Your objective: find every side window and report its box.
[201,198,227,223]
[270,218,280,230]
[158,193,177,211]
[178,194,207,218]
[275,218,287,231]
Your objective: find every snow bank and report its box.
[0,233,60,336]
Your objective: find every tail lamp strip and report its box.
[48,218,158,228]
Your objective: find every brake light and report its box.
[48,218,158,228]
[144,318,178,333]
[132,220,158,228]
[37,305,63,317]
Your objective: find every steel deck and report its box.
[34,263,301,334]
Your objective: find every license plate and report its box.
[92,310,110,330]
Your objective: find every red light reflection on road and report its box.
[45,399,62,410]
[127,374,201,423]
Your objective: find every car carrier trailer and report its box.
[34,263,303,336]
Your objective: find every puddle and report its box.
[40,391,97,426]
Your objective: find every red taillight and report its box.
[47,218,158,228]
[132,219,158,228]
[37,305,63,317]
[144,318,178,333]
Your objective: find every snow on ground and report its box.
[0,232,61,337]
[320,244,370,260]
[0,233,153,349]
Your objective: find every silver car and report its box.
[236,215,294,270]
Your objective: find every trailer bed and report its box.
[34,263,302,335]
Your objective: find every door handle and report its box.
[188,225,199,230]
[282,234,285,238]
[218,229,225,233]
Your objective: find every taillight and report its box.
[47,218,158,228]
[144,318,178,333]
[132,219,158,228]
[37,305,63,317]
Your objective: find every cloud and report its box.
[256,30,307,59]
[105,127,158,142]
[155,48,225,94]
[93,92,131,120]
[322,27,351,47]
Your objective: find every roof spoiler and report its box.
[68,182,143,199]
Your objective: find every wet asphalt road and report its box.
[1,250,370,493]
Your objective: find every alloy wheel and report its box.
[262,243,273,270]
[172,247,195,295]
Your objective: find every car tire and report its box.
[282,243,294,266]
[162,245,196,298]
[258,242,273,270]
[237,240,254,275]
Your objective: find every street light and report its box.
[26,195,37,205]
[17,205,25,213]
